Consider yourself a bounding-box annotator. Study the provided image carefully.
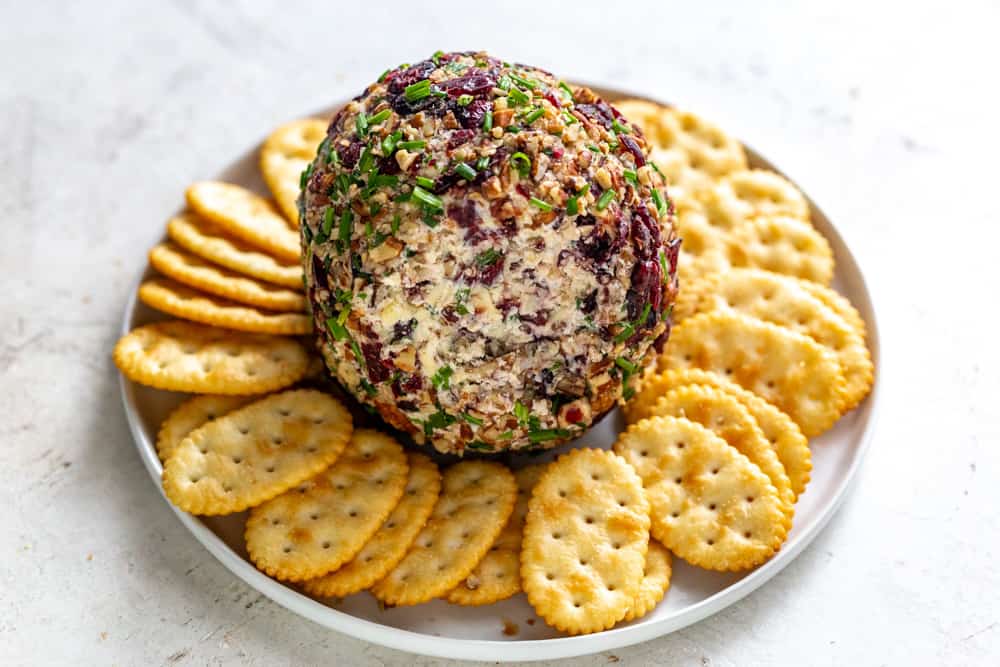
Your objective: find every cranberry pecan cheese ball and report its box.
[300,51,679,455]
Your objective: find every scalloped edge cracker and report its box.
[186,181,300,261]
[156,394,256,462]
[260,118,329,224]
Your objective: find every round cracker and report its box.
[371,461,516,607]
[162,389,353,515]
[155,394,256,462]
[186,181,300,262]
[657,311,847,437]
[139,277,312,335]
[521,449,650,635]
[728,215,834,285]
[302,453,441,599]
[167,212,303,289]
[622,540,672,622]
[149,242,306,312]
[260,118,329,224]
[797,277,868,340]
[705,169,810,228]
[614,416,789,571]
[113,320,309,394]
[245,429,408,581]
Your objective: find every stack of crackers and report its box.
[111,106,873,638]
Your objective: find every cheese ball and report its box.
[300,51,678,455]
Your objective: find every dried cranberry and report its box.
[438,71,497,97]
[577,214,628,267]
[431,170,462,195]
[390,94,447,117]
[392,373,423,397]
[579,289,598,314]
[497,297,520,316]
[630,205,662,261]
[664,237,681,275]
[311,252,329,291]
[446,129,476,149]
[391,318,416,342]
[479,255,505,285]
[543,89,564,109]
[565,406,584,424]
[397,400,418,412]
[387,60,436,94]
[626,259,663,324]
[453,98,491,129]
[519,310,549,326]
[441,305,459,324]
[576,213,597,227]
[338,139,363,169]
[619,134,646,167]
[446,200,492,244]
[361,341,390,383]
[575,101,615,129]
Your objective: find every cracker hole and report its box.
[709,503,717,511]
[364,555,373,562]
[313,418,325,425]
[266,466,275,473]
[640,449,648,457]
[239,427,250,435]
[546,573,555,580]
[283,546,292,553]
[724,368,732,375]
[322,541,331,549]
[278,409,291,417]
[189,476,200,484]
[307,446,317,453]
[579,558,588,566]
[310,514,318,521]
[386,521,396,529]
[612,542,621,549]
[766,381,775,389]
[558,490,567,498]
[607,584,616,591]
[585,516,594,524]
[270,518,280,526]
[677,441,685,449]
[744,531,752,539]
[552,532,561,540]
[272,437,284,445]
[671,511,679,518]
[707,539,714,546]
[712,467,719,475]
[746,496,755,503]
[674,477,682,484]
[348,510,358,518]
[591,473,600,481]
[232,456,242,464]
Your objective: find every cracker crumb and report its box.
[502,619,518,636]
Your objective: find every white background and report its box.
[2,1,998,665]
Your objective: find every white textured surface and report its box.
[1,1,998,665]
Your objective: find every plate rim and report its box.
[117,80,881,662]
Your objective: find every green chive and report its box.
[639,303,652,325]
[355,111,368,137]
[613,322,635,344]
[372,174,398,188]
[415,175,435,189]
[476,155,490,171]
[615,356,638,374]
[508,86,529,106]
[398,140,427,151]
[510,152,531,178]
[377,68,391,83]
[391,214,401,234]
[506,125,521,134]
[456,94,473,106]
[623,170,638,186]
[475,248,502,267]
[431,50,444,64]
[561,109,577,125]
[514,401,530,425]
[412,186,443,210]
[498,75,512,91]
[299,163,313,189]
[403,79,432,102]
[558,81,574,100]
[651,189,666,215]
[612,118,631,134]
[499,430,514,439]
[321,207,335,236]
[659,249,669,278]
[357,146,374,174]
[482,110,493,132]
[529,197,552,212]
[566,196,579,216]
[431,365,453,390]
[522,106,545,124]
[454,162,476,181]
[461,412,484,426]
[587,144,601,153]
[596,189,616,210]
[350,339,365,369]
[368,109,391,126]
[325,317,348,341]
[338,209,353,246]
[510,73,537,89]
[528,429,571,444]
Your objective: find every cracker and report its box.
[260,118,329,224]
[705,169,810,228]
[521,448,650,635]
[647,384,794,509]
[155,394,256,462]
[149,242,306,312]
[728,215,834,285]
[162,389,352,515]
[614,416,789,570]
[622,540,672,622]
[167,212,303,288]
[446,463,545,606]
[673,201,734,287]
[692,269,873,411]
[657,311,847,436]
[245,429,408,581]
[371,461,516,606]
[139,277,312,335]
[113,320,309,394]
[302,453,441,599]
[186,182,300,261]
[797,278,867,339]
[631,368,812,499]
[615,100,747,200]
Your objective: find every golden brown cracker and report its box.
[155,394,256,462]
[797,278,868,340]
[371,461,516,606]
[692,269,872,411]
[302,453,441,599]
[186,181,300,261]
[167,212,303,288]
[161,389,352,515]
[260,118,329,224]
[245,429,408,581]
[614,416,789,571]
[622,540,672,622]
[521,449,650,635]
[657,311,847,437]
[149,242,306,312]
[139,277,312,335]
[705,169,810,228]
[728,215,834,285]
[113,320,309,394]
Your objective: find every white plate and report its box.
[118,84,880,662]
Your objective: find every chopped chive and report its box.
[322,207,335,235]
[596,189,616,210]
[587,144,601,153]
[338,209,353,247]
[558,81,574,100]
[499,430,514,439]
[505,125,521,134]
[328,144,340,165]
[372,174,398,188]
[514,401,530,425]
[482,110,493,132]
[403,79,432,102]
[529,197,552,212]
[391,214,401,234]
[454,162,476,181]
[566,195,579,216]
[377,68,391,83]
[431,50,444,64]
[350,339,365,369]
[415,175,435,189]
[522,106,545,124]
[623,169,639,186]
[421,208,439,227]
[510,152,531,178]
[412,185,443,210]
[299,162,313,189]
[510,73,537,89]
[561,109,577,125]
[613,321,635,344]
[461,412,484,426]
[302,223,313,244]
[528,428,571,443]
[355,111,368,137]
[659,249,670,280]
[651,189,666,215]
[475,248,502,267]
[398,139,427,151]
[476,155,490,171]
[498,75,512,91]
[368,108,391,126]
[431,365,453,390]
[508,86,530,106]
[615,356,638,374]
[325,317,348,341]
[611,118,631,134]
[639,303,652,325]
[357,146,374,174]
[456,94,473,106]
